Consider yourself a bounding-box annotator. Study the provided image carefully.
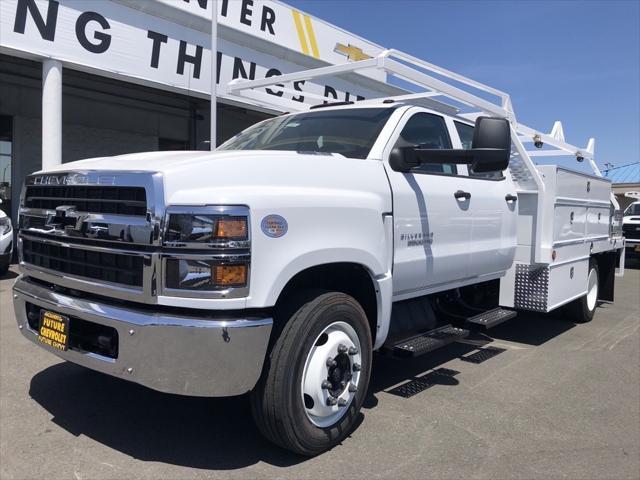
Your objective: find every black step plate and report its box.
[393,325,469,358]
[466,307,516,329]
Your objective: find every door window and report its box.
[396,113,456,175]
[454,121,474,150]
[454,120,504,180]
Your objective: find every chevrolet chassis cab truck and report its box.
[13,51,625,456]
[623,201,640,256]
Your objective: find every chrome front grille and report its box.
[24,185,147,216]
[623,223,640,240]
[22,237,144,287]
[18,171,163,302]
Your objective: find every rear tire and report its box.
[250,291,372,456]
[566,258,599,323]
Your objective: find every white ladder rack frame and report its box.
[223,49,618,264]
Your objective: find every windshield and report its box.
[218,108,395,159]
[625,203,640,216]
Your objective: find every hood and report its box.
[35,150,392,211]
[37,150,361,177]
[37,150,261,175]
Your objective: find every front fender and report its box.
[256,247,386,308]
[248,247,394,350]
[246,208,394,349]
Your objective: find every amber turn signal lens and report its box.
[215,217,248,239]
[213,265,247,286]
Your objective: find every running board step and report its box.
[393,325,469,358]
[466,307,516,329]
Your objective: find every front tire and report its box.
[566,259,599,323]
[250,291,372,456]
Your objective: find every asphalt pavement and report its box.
[1,261,639,480]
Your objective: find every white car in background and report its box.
[0,202,12,275]
[623,201,640,256]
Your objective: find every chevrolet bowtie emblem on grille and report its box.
[46,205,87,231]
[334,43,372,62]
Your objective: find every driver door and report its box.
[385,111,475,297]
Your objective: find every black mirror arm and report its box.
[413,148,473,165]
[413,148,508,165]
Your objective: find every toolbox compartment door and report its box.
[554,205,587,245]
[586,206,611,238]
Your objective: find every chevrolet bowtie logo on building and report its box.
[334,43,372,62]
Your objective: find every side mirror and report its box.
[389,116,511,174]
[389,146,421,173]
[469,116,511,173]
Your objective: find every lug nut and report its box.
[326,357,337,368]
[326,396,337,406]
[348,383,357,393]
[348,346,358,355]
[321,380,331,389]
[340,380,347,388]
[337,344,348,354]
[338,398,348,407]
[352,363,361,372]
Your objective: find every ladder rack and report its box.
[223,49,619,264]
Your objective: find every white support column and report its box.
[42,59,62,169]
[210,0,218,150]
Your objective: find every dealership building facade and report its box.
[0,0,400,223]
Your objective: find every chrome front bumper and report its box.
[13,276,273,397]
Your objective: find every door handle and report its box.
[505,194,518,203]
[454,190,471,200]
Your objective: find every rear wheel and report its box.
[566,259,599,323]
[250,291,372,456]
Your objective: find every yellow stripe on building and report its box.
[292,11,309,56]
[303,15,320,59]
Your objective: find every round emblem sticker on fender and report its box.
[261,215,288,238]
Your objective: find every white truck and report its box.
[623,201,640,256]
[0,201,13,275]
[13,50,625,456]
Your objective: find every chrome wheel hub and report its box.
[301,321,362,428]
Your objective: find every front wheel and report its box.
[566,259,599,323]
[250,291,372,456]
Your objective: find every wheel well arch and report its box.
[274,263,379,345]
[591,251,618,302]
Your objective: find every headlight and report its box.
[165,259,248,291]
[165,213,248,245]
[0,217,11,236]
[163,206,250,294]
